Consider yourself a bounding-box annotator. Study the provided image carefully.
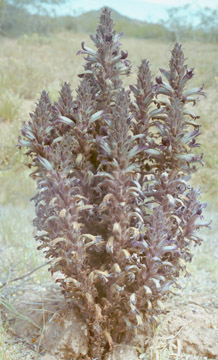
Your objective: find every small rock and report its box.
[40,311,88,360]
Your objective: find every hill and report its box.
[64,7,172,40]
[0,3,172,40]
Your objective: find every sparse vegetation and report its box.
[0,90,22,122]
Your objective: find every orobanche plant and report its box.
[19,7,208,360]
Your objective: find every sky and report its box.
[50,0,218,22]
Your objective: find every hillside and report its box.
[0,3,171,39]
[64,7,172,39]
[1,3,217,42]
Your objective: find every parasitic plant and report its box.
[18,7,208,360]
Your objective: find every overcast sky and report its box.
[52,0,218,22]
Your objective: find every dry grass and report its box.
[0,32,217,359]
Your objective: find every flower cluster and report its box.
[19,7,208,359]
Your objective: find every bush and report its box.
[19,7,208,359]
